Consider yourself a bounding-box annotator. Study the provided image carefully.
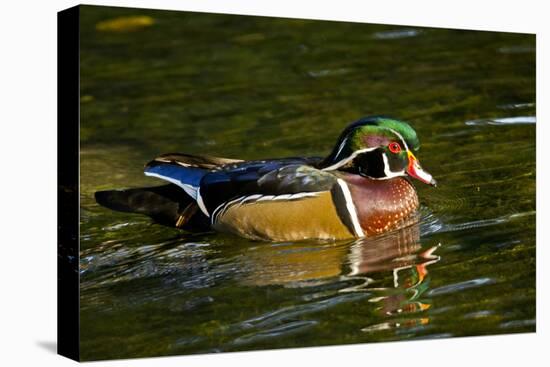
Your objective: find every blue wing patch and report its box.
[144,164,206,200]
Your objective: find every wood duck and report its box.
[95,116,436,241]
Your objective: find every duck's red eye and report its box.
[388,142,401,153]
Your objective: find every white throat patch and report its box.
[382,152,406,179]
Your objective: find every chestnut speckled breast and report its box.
[342,174,419,236]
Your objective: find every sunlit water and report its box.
[77,6,536,361]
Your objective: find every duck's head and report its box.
[321,116,436,186]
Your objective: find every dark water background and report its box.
[78,6,536,361]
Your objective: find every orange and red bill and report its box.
[407,151,437,187]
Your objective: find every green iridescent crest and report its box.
[348,118,419,152]
[322,116,420,167]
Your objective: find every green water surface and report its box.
[77,6,536,361]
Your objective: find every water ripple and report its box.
[80,240,217,291]
[499,319,536,329]
[423,211,535,236]
[372,29,421,39]
[497,102,535,110]
[498,45,535,54]
[463,310,494,319]
[465,116,536,125]
[307,68,349,78]
[362,317,431,334]
[413,333,454,340]
[239,292,367,331]
[232,320,318,345]
[427,278,495,297]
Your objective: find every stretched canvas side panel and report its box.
[57,5,80,362]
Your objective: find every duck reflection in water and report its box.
[239,217,440,332]
[348,222,440,332]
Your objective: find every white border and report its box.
[1,1,545,366]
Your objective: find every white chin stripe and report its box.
[382,153,406,178]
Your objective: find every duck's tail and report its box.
[94,185,210,231]
[96,153,243,229]
[143,153,244,216]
